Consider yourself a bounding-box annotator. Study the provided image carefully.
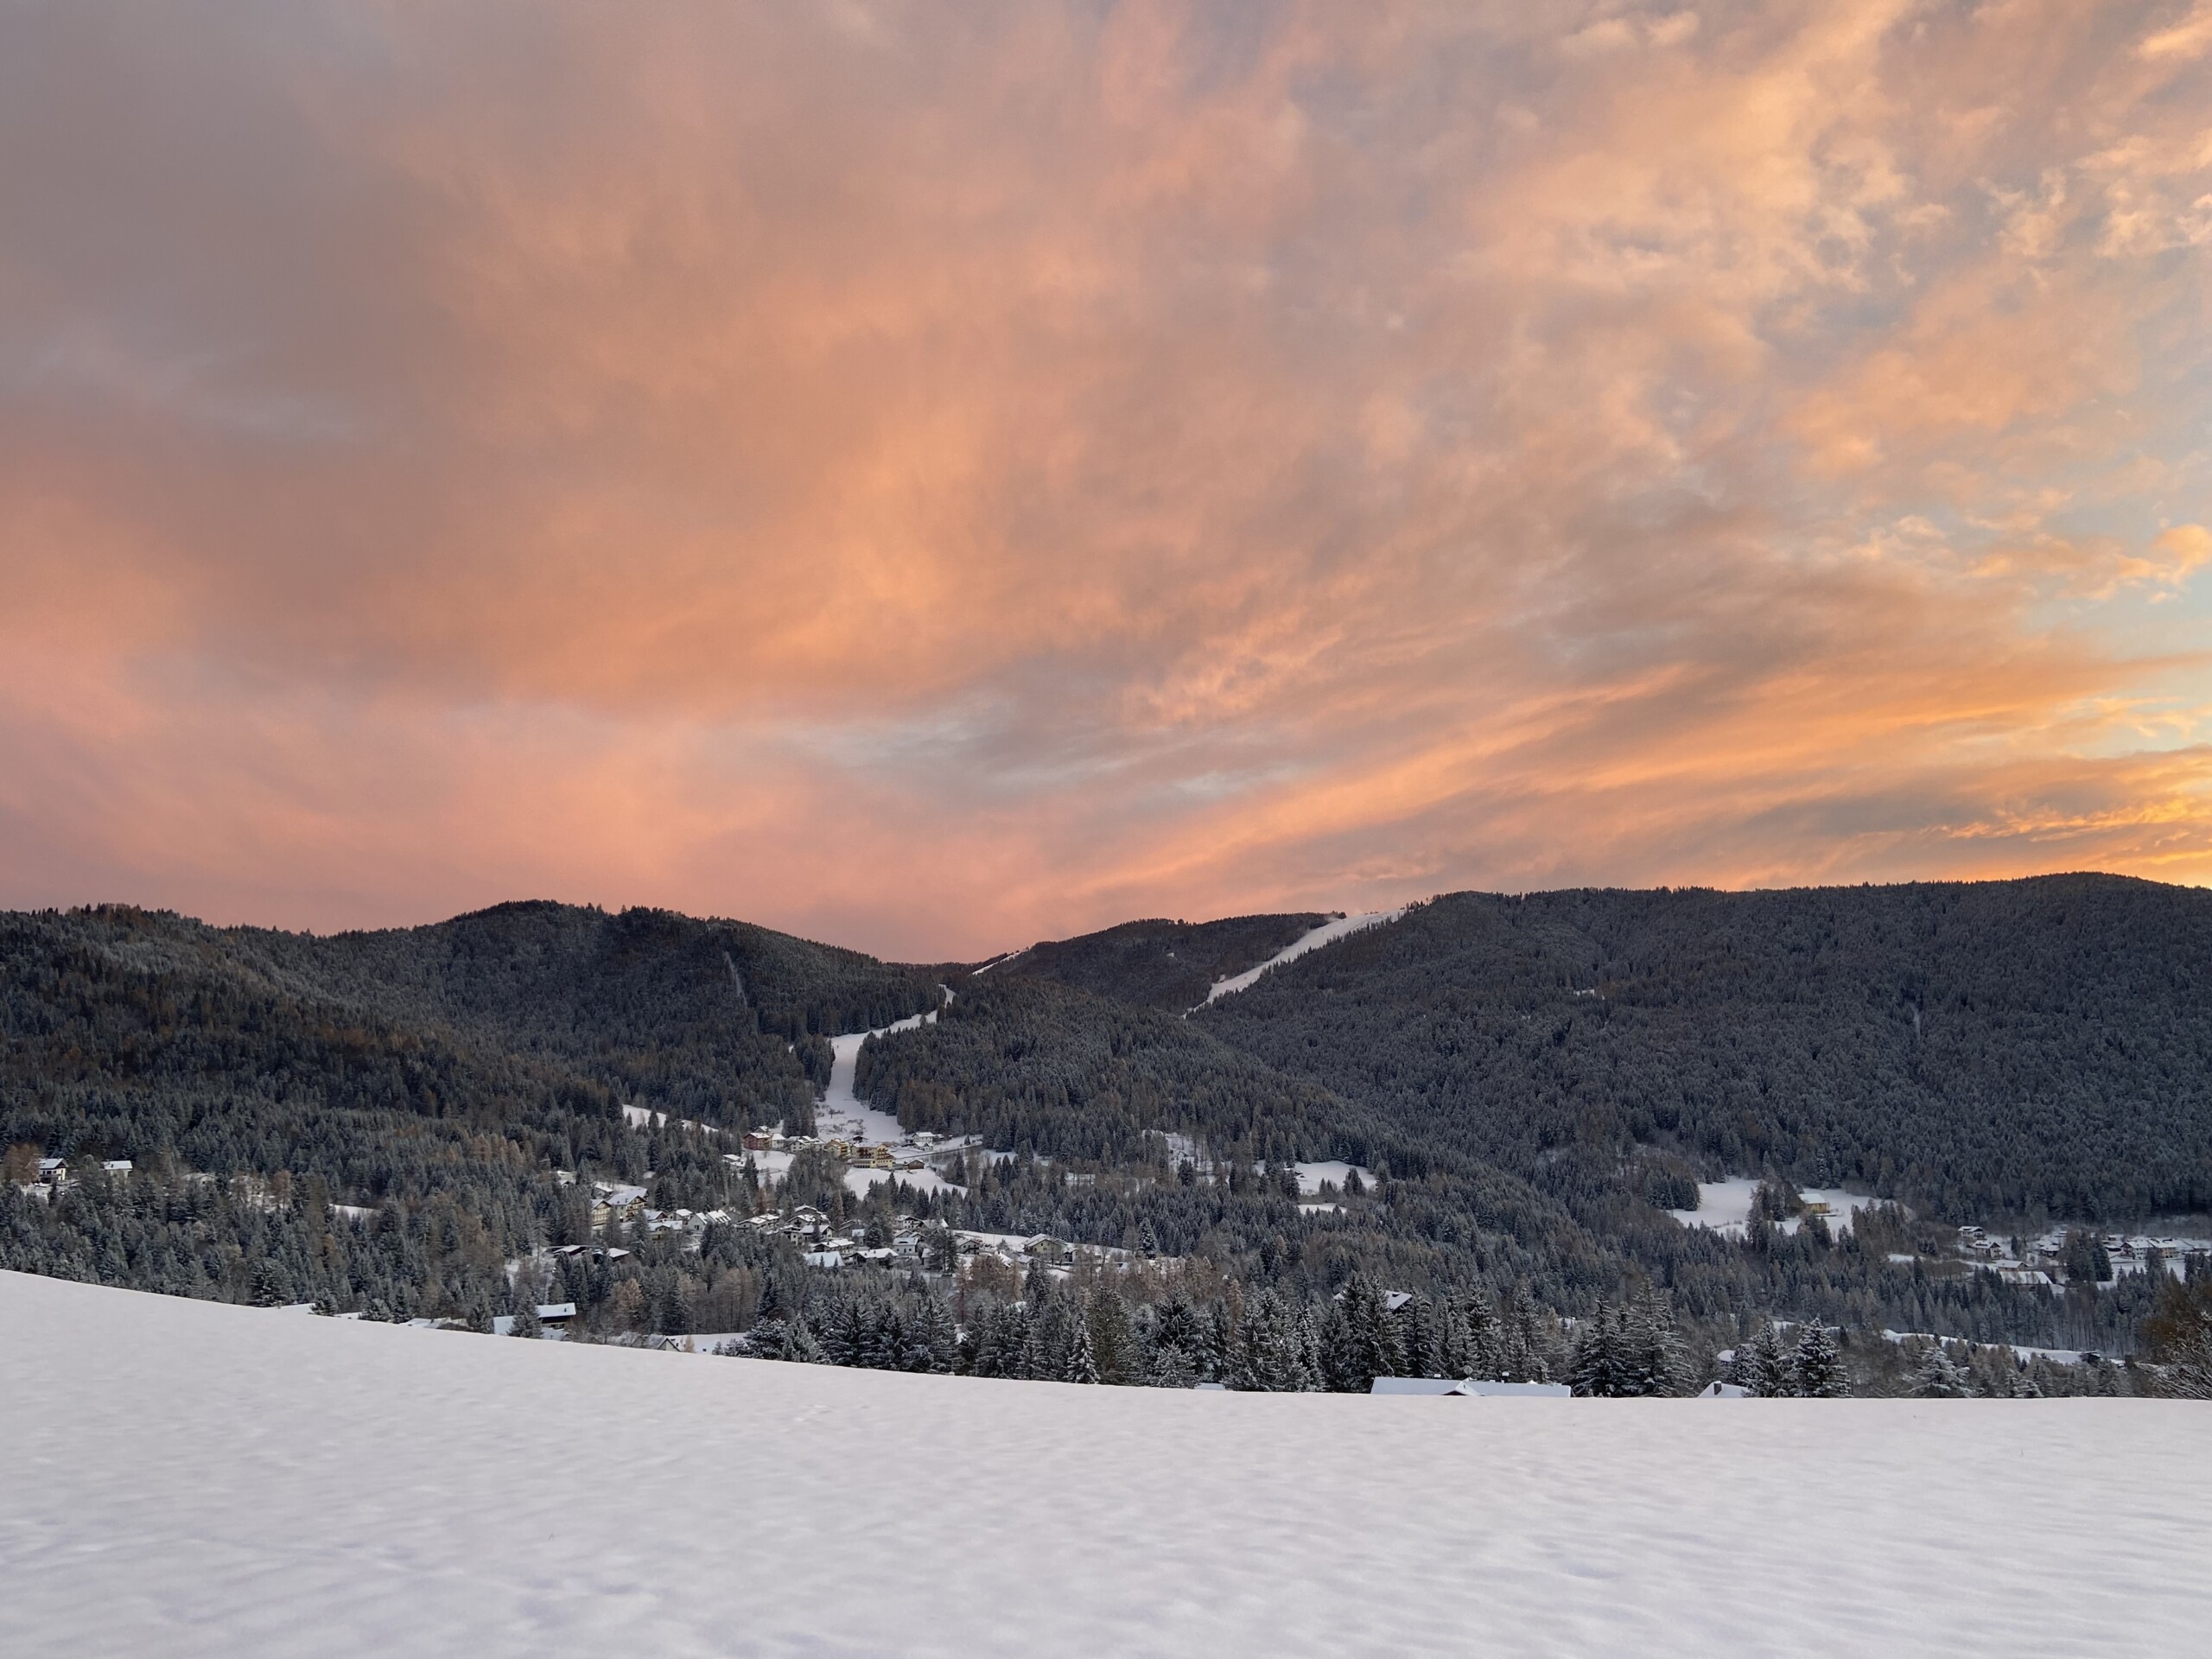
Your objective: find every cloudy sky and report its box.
[3,0,2209,958]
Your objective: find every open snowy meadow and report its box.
[3,1271,2205,1657]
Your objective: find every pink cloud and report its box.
[2,1,2209,958]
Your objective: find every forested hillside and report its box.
[3,881,2205,1372]
[1197,875,2212,1225]
[855,972,1615,1307]
[855,957,2179,1358]
[0,903,934,1314]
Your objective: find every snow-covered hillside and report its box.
[3,1273,2206,1657]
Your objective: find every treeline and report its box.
[0,1169,539,1322]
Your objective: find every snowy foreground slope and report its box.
[3,1274,2206,1658]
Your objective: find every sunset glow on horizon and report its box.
[4,0,2212,959]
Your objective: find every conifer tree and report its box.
[1910,1344,1971,1398]
[916,1294,957,1374]
[1568,1304,1623,1396]
[1619,1289,1688,1396]
[1437,1301,1472,1379]
[1085,1287,1140,1386]
[1316,1299,1359,1392]
[1335,1273,1404,1390]
[1062,1316,1100,1384]
[1791,1322,1849,1397]
[249,1258,293,1308]
[1204,1300,1236,1383]
[1147,1342,1198,1388]
[1395,1294,1442,1379]
[1733,1320,1793,1397]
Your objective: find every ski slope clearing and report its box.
[816,1011,933,1148]
[4,1273,2207,1658]
[1202,908,1405,1003]
[813,1012,980,1197]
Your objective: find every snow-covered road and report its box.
[3,1271,2207,1657]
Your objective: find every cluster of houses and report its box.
[16,1157,134,1198]
[735,1125,945,1174]
[583,1179,734,1243]
[738,1202,1104,1276]
[1949,1224,2210,1287]
[564,1169,1104,1281]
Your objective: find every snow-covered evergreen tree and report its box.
[1463,1291,1503,1380]
[1086,1287,1139,1385]
[1062,1316,1100,1384]
[1618,1289,1688,1396]
[1333,1273,1404,1390]
[749,1313,822,1363]
[1395,1294,1441,1379]
[1732,1320,1792,1397]
[1568,1304,1624,1396]
[1791,1322,1849,1397]
[1316,1300,1359,1392]
[1911,1344,1971,1398]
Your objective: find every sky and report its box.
[3,0,2210,961]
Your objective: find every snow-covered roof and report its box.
[1371,1377,1469,1395]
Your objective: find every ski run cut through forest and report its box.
[3,1270,2208,1659]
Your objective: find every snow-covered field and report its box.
[4,1272,2207,1657]
[1292,1158,1376,1195]
[1204,908,1405,1003]
[1669,1177,1881,1236]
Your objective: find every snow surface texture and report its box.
[1203,908,1406,1003]
[5,1273,2209,1659]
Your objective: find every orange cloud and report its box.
[1,1,2209,958]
